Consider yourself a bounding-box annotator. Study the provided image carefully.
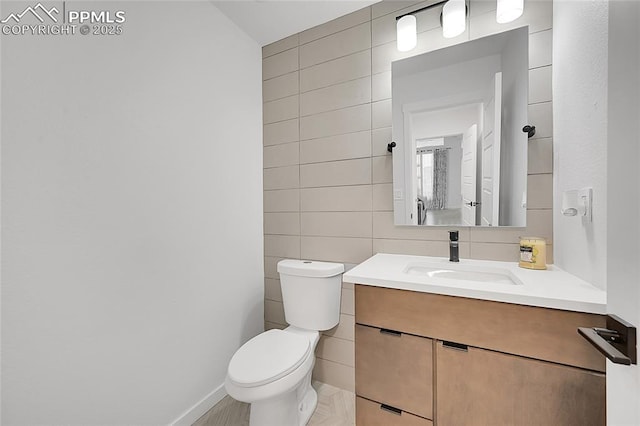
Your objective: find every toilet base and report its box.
[296,369,317,425]
[248,369,317,426]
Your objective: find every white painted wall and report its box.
[552,0,608,290]
[1,2,264,424]
[555,1,640,421]
[606,1,640,423]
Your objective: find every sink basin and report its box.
[404,262,522,285]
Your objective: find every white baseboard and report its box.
[171,383,227,426]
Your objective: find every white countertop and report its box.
[343,253,606,314]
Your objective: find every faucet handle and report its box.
[449,230,459,241]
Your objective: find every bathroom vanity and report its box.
[344,254,607,426]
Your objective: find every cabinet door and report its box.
[355,324,433,419]
[436,341,606,426]
[356,397,433,426]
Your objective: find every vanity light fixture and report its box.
[396,0,525,51]
[396,0,463,52]
[442,0,466,38]
[496,0,524,23]
[397,14,417,52]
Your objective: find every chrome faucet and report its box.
[449,231,459,262]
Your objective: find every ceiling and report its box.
[212,1,380,46]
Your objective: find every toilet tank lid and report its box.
[277,259,344,278]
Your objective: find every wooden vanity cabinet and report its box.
[354,284,607,426]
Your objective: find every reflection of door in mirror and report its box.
[461,124,478,226]
[481,72,503,226]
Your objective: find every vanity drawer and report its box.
[355,284,606,372]
[355,324,433,419]
[436,341,606,425]
[356,397,433,426]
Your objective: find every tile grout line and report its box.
[266,126,377,146]
[299,47,371,73]
[299,18,370,48]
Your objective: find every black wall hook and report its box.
[523,125,536,139]
[387,142,396,153]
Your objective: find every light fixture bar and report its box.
[395,0,448,21]
[396,0,469,51]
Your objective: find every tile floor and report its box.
[193,381,354,426]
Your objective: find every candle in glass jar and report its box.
[519,237,547,270]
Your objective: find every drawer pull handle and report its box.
[443,340,468,351]
[379,328,402,336]
[380,403,402,416]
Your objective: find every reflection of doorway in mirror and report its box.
[408,103,479,226]
[409,75,503,227]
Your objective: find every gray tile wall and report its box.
[262,0,554,391]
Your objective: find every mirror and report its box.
[392,27,529,227]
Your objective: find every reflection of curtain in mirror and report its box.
[427,148,448,210]
[416,149,433,202]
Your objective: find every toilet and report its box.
[225,259,344,426]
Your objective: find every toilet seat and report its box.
[228,329,312,388]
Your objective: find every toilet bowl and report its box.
[225,327,319,425]
[225,259,344,426]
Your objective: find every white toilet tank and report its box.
[277,259,344,331]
